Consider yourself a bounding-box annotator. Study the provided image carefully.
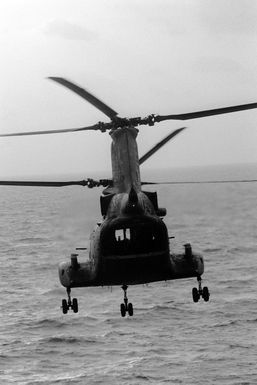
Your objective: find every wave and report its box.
[37,335,98,345]
[203,247,223,253]
[212,319,239,328]
[17,237,49,244]
[229,246,257,254]
[28,318,69,329]
[27,314,100,330]
[212,316,257,329]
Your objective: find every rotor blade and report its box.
[141,179,257,185]
[155,102,257,122]
[139,127,186,165]
[48,77,118,119]
[0,180,89,187]
[0,123,106,137]
[0,178,112,188]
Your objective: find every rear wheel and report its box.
[202,286,210,302]
[128,303,133,316]
[120,303,126,317]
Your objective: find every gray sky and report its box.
[0,0,256,178]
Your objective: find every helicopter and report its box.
[1,77,257,317]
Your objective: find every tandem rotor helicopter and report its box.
[1,77,257,316]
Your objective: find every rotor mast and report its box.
[110,127,141,194]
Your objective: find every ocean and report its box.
[0,164,257,385]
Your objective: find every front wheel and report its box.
[192,287,200,303]
[62,299,68,314]
[72,298,78,313]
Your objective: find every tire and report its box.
[120,303,126,317]
[72,298,78,313]
[202,286,210,302]
[192,287,200,303]
[62,299,68,314]
[128,303,133,316]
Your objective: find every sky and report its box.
[0,0,256,178]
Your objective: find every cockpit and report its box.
[101,217,168,257]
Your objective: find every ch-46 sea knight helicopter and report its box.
[1,77,257,316]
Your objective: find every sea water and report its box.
[0,164,257,384]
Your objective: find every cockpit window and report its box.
[115,228,131,241]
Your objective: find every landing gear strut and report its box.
[61,287,79,314]
[120,285,133,317]
[192,276,210,303]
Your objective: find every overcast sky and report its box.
[0,0,256,178]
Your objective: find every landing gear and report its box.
[120,285,134,317]
[192,276,210,303]
[61,287,79,314]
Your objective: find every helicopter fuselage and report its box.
[58,127,204,289]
